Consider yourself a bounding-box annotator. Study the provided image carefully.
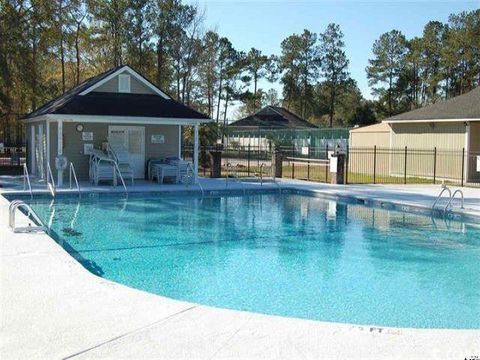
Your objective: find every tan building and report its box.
[23,65,210,184]
[349,87,480,182]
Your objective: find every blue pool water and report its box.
[18,192,480,329]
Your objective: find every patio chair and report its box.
[90,149,116,185]
[107,143,135,185]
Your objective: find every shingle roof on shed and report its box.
[383,87,480,122]
[229,106,317,129]
[23,65,209,120]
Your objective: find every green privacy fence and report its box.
[225,128,350,149]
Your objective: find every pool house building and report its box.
[22,65,210,186]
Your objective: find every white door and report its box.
[108,126,145,178]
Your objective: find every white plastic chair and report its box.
[107,143,135,185]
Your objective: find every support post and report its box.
[193,124,199,183]
[433,147,437,184]
[373,145,377,184]
[57,120,63,187]
[461,147,465,187]
[46,121,50,180]
[30,125,36,175]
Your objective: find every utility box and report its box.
[330,153,346,184]
[209,151,222,178]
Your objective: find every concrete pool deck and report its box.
[1,178,479,359]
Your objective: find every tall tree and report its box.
[245,48,269,111]
[319,23,349,127]
[87,0,129,68]
[366,29,407,116]
[279,29,320,119]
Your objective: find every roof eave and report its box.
[383,118,480,124]
[23,114,211,125]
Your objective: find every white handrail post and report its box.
[193,124,199,184]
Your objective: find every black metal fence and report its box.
[182,145,480,187]
[0,146,26,175]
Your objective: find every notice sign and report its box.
[83,143,93,155]
[477,155,480,172]
[151,134,164,144]
[301,146,309,155]
[330,156,338,173]
[82,132,93,141]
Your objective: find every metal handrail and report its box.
[186,163,204,197]
[225,163,239,187]
[431,185,451,212]
[46,163,56,198]
[259,163,265,185]
[445,189,464,212]
[69,162,81,197]
[23,164,33,198]
[9,200,45,233]
[113,161,128,196]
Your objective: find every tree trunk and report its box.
[75,23,81,84]
[216,65,223,124]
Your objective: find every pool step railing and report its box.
[444,189,464,213]
[9,200,45,233]
[46,163,56,198]
[23,164,33,198]
[69,162,81,197]
[431,185,464,215]
[113,161,128,197]
[225,163,239,186]
[183,163,204,197]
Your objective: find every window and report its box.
[118,74,131,93]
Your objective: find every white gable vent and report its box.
[118,74,131,93]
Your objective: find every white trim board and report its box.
[79,65,170,99]
[383,118,480,124]
[24,114,211,125]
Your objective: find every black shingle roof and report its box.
[23,65,209,120]
[383,86,480,122]
[229,106,317,129]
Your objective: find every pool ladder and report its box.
[431,185,464,215]
[9,200,45,233]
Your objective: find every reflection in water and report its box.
[23,193,480,329]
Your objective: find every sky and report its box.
[187,0,479,118]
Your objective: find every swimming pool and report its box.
[13,192,480,329]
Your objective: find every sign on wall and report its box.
[151,134,165,144]
[83,143,94,155]
[82,132,93,141]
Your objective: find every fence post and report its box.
[247,144,251,176]
[291,145,295,179]
[345,145,349,184]
[373,145,377,184]
[404,146,407,185]
[461,147,465,187]
[325,144,329,182]
[433,147,437,184]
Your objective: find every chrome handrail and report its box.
[46,163,56,198]
[9,200,45,233]
[445,189,464,212]
[259,163,265,185]
[185,162,204,197]
[113,161,128,196]
[23,164,33,198]
[69,162,81,197]
[431,185,451,212]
